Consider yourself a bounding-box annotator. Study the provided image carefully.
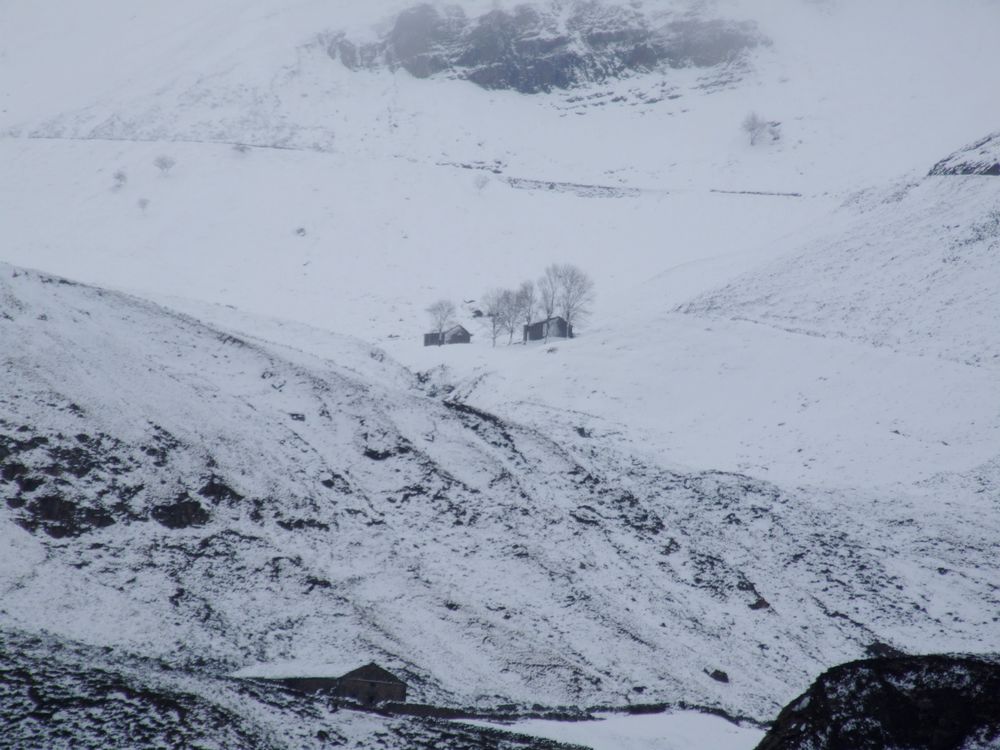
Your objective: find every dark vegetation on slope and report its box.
[1,629,290,750]
[0,629,587,750]
[754,654,1000,750]
[1,422,211,537]
[330,1,763,93]
[0,420,253,537]
[0,398,932,712]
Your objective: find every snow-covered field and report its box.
[3,0,1000,747]
[463,711,764,750]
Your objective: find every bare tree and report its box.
[137,197,150,212]
[516,280,536,343]
[538,266,560,341]
[742,112,781,146]
[112,169,128,190]
[154,155,176,176]
[426,299,456,346]
[552,263,594,338]
[480,289,505,348]
[504,289,530,344]
[742,111,766,145]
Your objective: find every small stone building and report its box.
[523,316,573,342]
[233,660,407,705]
[424,325,472,346]
[335,663,407,705]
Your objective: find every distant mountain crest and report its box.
[328,1,764,93]
[930,131,1000,176]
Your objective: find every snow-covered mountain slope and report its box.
[930,132,1000,177]
[398,306,1000,493]
[4,264,998,726]
[4,0,1000,745]
[0,134,836,343]
[680,169,1000,367]
[4,0,1000,190]
[2,0,999,349]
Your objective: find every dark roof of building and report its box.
[526,316,567,327]
[425,325,471,337]
[340,663,406,685]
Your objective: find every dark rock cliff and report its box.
[329,2,764,93]
[755,654,1000,750]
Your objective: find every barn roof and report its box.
[424,324,471,337]
[527,316,567,327]
[231,657,387,680]
[340,662,406,684]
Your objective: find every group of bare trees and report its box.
[480,281,535,347]
[481,263,594,347]
[426,263,595,348]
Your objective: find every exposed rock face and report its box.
[329,2,764,93]
[755,654,1000,750]
[151,494,211,529]
[930,132,1000,176]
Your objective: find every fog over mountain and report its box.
[329,2,764,93]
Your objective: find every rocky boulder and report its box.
[755,654,1000,750]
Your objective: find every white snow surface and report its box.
[462,711,764,750]
[2,0,1000,744]
[682,176,1000,367]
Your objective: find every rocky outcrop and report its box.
[329,2,764,93]
[929,132,1000,176]
[755,654,1000,750]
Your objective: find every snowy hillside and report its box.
[5,0,1000,190]
[3,264,999,722]
[3,0,1000,747]
[930,132,1000,176]
[3,0,1000,340]
[681,171,1000,367]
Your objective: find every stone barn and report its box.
[423,324,472,346]
[335,663,407,705]
[523,316,573,342]
[232,660,407,705]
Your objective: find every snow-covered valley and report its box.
[2,1,1000,748]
